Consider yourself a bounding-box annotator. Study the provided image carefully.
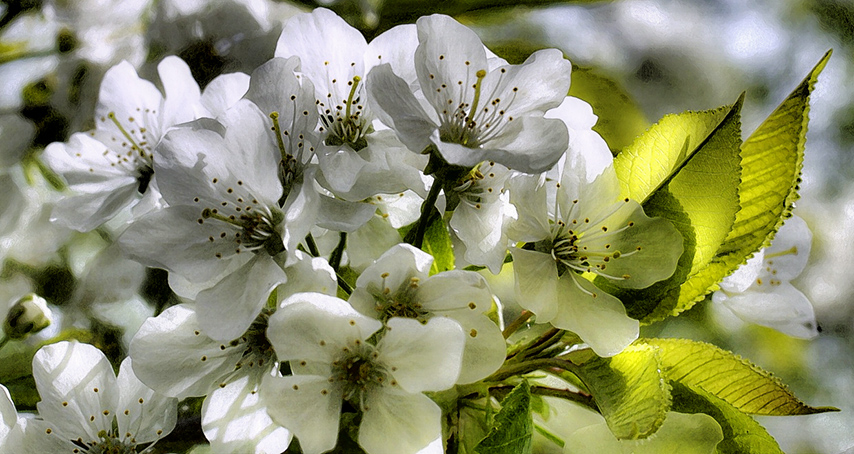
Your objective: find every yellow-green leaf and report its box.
[638,338,838,416]
[670,382,783,454]
[610,97,744,322]
[687,50,831,306]
[571,344,671,439]
[614,101,735,204]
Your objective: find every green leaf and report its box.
[614,99,737,204]
[568,66,649,155]
[670,382,783,454]
[475,381,533,454]
[564,412,723,454]
[423,214,454,275]
[637,338,838,416]
[570,344,671,439]
[611,97,744,322]
[687,51,832,302]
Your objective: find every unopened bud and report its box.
[4,294,52,340]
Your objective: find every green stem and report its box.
[489,384,596,412]
[304,233,320,258]
[0,336,9,352]
[411,180,443,249]
[329,232,347,272]
[502,310,533,339]
[484,357,576,383]
[337,273,353,296]
[510,328,563,362]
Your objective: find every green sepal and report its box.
[423,212,454,275]
[637,338,838,415]
[670,382,784,454]
[474,381,533,454]
[610,96,744,322]
[570,344,671,440]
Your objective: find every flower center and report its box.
[319,76,370,150]
[330,341,389,406]
[231,308,277,372]
[200,204,284,256]
[101,111,155,194]
[436,67,518,148]
[70,430,138,454]
[371,274,430,324]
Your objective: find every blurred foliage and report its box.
[810,0,854,49]
[568,66,649,155]
[291,0,616,37]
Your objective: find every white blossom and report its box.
[507,150,682,357]
[44,56,248,232]
[22,341,177,454]
[118,99,293,341]
[713,215,819,339]
[349,243,506,383]
[367,14,572,174]
[261,292,464,454]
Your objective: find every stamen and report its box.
[345,76,361,122]
[269,112,289,163]
[467,70,488,129]
[107,112,145,157]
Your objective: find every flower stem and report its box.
[411,180,443,249]
[329,232,347,272]
[304,233,320,257]
[502,310,533,339]
[489,384,596,412]
[484,357,577,383]
[337,273,353,296]
[510,328,564,362]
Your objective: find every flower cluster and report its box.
[0,5,825,454]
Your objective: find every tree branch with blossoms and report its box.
[0,3,840,454]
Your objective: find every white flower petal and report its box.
[129,304,245,399]
[0,385,19,448]
[511,248,559,322]
[202,373,292,454]
[716,282,819,339]
[276,251,338,301]
[365,23,419,87]
[719,250,765,294]
[360,391,442,454]
[550,274,639,357]
[201,72,251,118]
[196,254,287,342]
[119,205,247,283]
[315,195,375,232]
[764,215,811,280]
[32,341,118,441]
[366,63,436,152]
[260,374,342,454]
[115,359,178,444]
[506,174,551,243]
[414,14,488,113]
[158,55,204,128]
[275,8,367,102]
[268,295,381,363]
[379,317,464,393]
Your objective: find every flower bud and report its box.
[4,294,52,340]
